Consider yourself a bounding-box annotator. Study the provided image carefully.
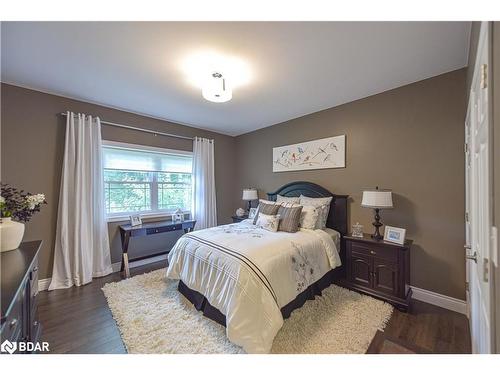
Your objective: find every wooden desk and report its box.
[118,219,196,277]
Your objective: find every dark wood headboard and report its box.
[267,181,348,235]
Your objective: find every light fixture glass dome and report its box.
[202,72,232,103]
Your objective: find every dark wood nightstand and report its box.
[231,215,249,223]
[342,234,413,311]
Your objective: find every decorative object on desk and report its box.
[272,135,346,172]
[235,207,246,217]
[242,188,258,213]
[129,214,142,227]
[248,207,257,220]
[173,208,185,222]
[0,183,46,252]
[361,187,393,240]
[384,225,406,245]
[351,222,364,238]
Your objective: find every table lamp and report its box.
[242,188,258,214]
[361,187,393,240]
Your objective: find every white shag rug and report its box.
[102,269,393,354]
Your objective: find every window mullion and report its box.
[151,171,158,211]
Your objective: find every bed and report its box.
[166,181,348,353]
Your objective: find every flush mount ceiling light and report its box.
[202,72,232,103]
[181,50,251,103]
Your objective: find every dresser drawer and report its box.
[1,290,23,343]
[351,241,398,262]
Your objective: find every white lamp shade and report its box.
[361,189,393,208]
[242,188,258,201]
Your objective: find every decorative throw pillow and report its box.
[255,213,280,232]
[277,205,303,233]
[299,195,333,229]
[276,195,300,205]
[253,200,281,224]
[299,205,320,230]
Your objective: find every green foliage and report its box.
[104,169,191,214]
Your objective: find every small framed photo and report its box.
[248,207,258,220]
[384,225,406,245]
[130,214,142,227]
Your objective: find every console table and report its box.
[119,219,196,277]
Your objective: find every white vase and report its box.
[0,217,25,252]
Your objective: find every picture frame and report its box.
[272,135,346,172]
[129,214,142,227]
[384,225,406,245]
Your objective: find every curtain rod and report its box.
[60,112,195,141]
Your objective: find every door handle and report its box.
[464,244,471,250]
[466,251,478,263]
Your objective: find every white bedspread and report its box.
[166,219,341,353]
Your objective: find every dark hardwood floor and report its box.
[38,262,471,354]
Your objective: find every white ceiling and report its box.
[1,22,471,136]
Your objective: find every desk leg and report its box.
[120,231,131,278]
[122,253,130,278]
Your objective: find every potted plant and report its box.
[0,183,47,252]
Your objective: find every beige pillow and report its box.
[253,200,281,224]
[299,195,333,229]
[255,213,280,232]
[277,205,303,233]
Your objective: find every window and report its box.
[102,142,192,218]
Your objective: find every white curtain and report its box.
[192,137,217,230]
[49,112,112,290]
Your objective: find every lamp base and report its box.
[371,208,384,240]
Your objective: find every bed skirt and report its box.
[177,266,343,327]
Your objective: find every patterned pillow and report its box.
[299,205,320,230]
[299,195,333,229]
[277,205,303,233]
[253,200,281,224]
[255,213,280,232]
[276,195,300,205]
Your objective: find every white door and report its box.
[466,21,494,354]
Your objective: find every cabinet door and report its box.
[349,252,372,288]
[372,258,398,296]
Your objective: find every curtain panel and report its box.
[192,137,217,230]
[49,112,112,290]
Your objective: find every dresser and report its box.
[342,234,412,311]
[1,241,42,353]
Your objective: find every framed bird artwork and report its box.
[272,135,345,172]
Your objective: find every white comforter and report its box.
[166,219,341,353]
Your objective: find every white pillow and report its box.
[255,213,280,232]
[299,195,333,229]
[276,195,300,205]
[299,205,320,230]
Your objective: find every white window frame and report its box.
[102,140,193,222]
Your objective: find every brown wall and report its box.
[235,69,467,300]
[0,83,237,280]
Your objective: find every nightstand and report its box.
[231,215,248,223]
[342,234,413,311]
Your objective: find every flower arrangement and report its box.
[0,183,47,222]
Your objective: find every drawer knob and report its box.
[9,318,18,328]
[370,250,376,255]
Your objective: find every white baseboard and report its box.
[410,285,467,315]
[39,254,168,291]
[38,278,51,291]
